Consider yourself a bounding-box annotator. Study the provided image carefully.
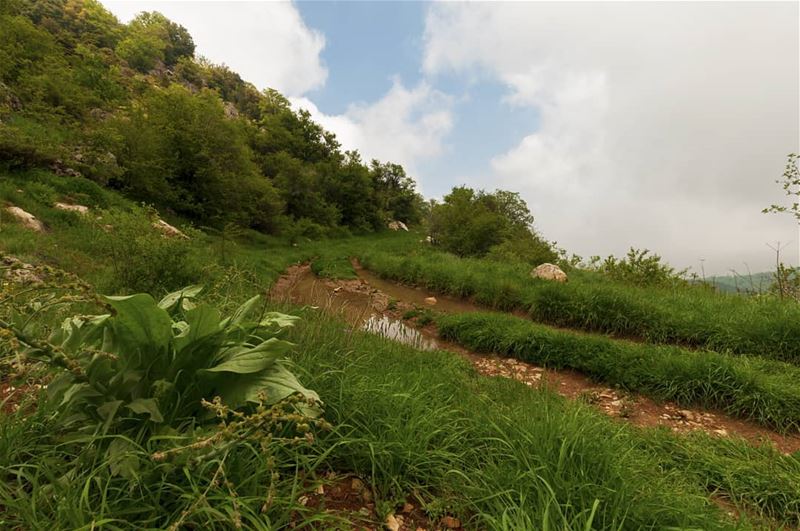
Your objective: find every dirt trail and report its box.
[270,263,800,455]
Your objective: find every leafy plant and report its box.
[9,285,319,435]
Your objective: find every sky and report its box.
[104,1,799,275]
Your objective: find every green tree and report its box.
[430,186,555,262]
[110,84,283,229]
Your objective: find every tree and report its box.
[110,84,283,229]
[763,153,800,265]
[429,186,556,263]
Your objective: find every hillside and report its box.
[1,0,423,238]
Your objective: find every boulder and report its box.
[152,219,189,239]
[54,202,89,215]
[531,263,567,283]
[5,206,44,232]
[387,220,408,231]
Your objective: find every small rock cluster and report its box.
[660,405,728,436]
[2,255,42,284]
[472,356,544,386]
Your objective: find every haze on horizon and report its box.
[105,0,800,276]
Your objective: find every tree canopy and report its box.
[0,0,422,236]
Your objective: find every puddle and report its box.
[362,314,438,351]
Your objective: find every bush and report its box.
[588,248,688,287]
[96,207,203,295]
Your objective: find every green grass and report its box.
[4,172,800,528]
[355,241,800,364]
[438,311,800,432]
[310,254,357,279]
[1,310,751,530]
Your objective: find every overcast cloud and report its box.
[424,2,800,273]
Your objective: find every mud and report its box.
[270,263,800,455]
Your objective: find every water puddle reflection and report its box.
[362,314,438,351]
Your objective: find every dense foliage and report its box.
[428,186,557,264]
[0,0,423,235]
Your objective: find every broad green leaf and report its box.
[107,438,140,479]
[174,305,222,352]
[216,361,320,414]
[202,338,291,374]
[46,373,75,401]
[158,285,203,312]
[259,312,301,330]
[60,383,102,407]
[53,315,110,354]
[126,398,164,423]
[103,294,172,360]
[223,294,261,328]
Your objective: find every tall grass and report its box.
[357,242,800,364]
[438,312,800,432]
[2,310,745,530]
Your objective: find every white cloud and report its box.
[291,80,453,193]
[103,1,326,96]
[424,2,799,273]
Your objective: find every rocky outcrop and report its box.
[387,220,408,231]
[54,202,89,215]
[531,263,567,283]
[4,206,44,232]
[152,219,189,239]
[2,256,42,284]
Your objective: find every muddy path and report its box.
[270,263,800,455]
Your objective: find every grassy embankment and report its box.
[438,312,800,432]
[351,237,800,364]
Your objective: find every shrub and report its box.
[8,285,319,435]
[96,207,203,295]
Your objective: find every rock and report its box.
[5,206,44,232]
[402,502,414,513]
[441,516,461,529]
[2,256,42,284]
[223,101,239,119]
[531,263,567,283]
[152,219,189,239]
[54,202,89,215]
[350,478,364,492]
[50,159,82,178]
[424,296,437,305]
[388,220,409,231]
[385,514,401,531]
